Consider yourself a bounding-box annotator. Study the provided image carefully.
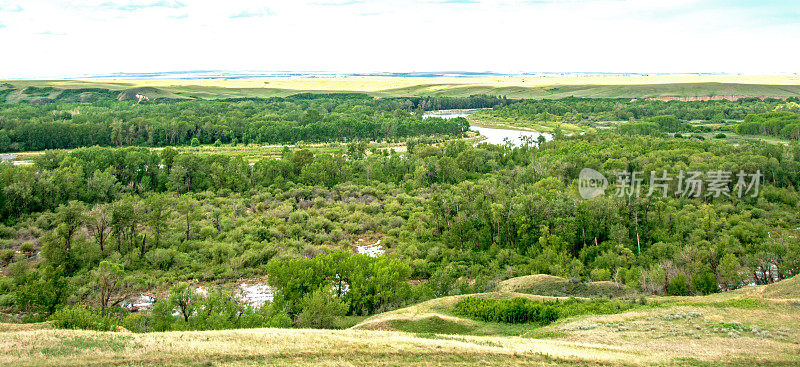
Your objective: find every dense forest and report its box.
[735,111,800,140]
[474,97,800,123]
[1,92,799,332]
[0,92,510,151]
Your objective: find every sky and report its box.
[0,0,799,78]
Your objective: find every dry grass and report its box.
[351,277,800,366]
[5,75,800,100]
[352,291,565,331]
[4,278,799,366]
[5,302,797,366]
[0,327,642,366]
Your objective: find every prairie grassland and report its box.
[3,295,796,366]
[5,75,800,99]
[0,326,634,366]
[352,277,800,366]
[2,279,800,366]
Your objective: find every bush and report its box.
[692,270,718,295]
[145,248,180,270]
[50,305,119,331]
[296,288,348,329]
[452,297,637,325]
[667,274,690,296]
[0,249,14,265]
[122,313,152,333]
[714,133,727,139]
[269,312,293,328]
[19,242,35,254]
[452,297,559,325]
[590,268,611,281]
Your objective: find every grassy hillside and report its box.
[349,275,800,366]
[497,274,638,298]
[2,276,799,366]
[0,326,595,366]
[4,75,800,101]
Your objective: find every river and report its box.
[422,109,553,146]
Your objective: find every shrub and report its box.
[150,299,175,332]
[0,249,14,265]
[590,268,611,281]
[668,274,690,296]
[296,288,348,329]
[714,133,727,139]
[19,242,35,254]
[145,248,180,270]
[452,297,559,325]
[692,270,718,295]
[452,297,636,325]
[122,313,153,333]
[269,312,293,328]
[50,305,119,331]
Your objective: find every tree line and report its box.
[0,93,486,151]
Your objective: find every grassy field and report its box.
[156,141,411,163]
[351,275,800,366]
[496,274,638,298]
[4,131,486,165]
[467,113,593,134]
[4,74,800,100]
[2,275,799,366]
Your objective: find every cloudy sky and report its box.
[0,0,799,78]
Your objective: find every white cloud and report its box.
[0,0,798,78]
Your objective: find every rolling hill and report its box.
[2,275,799,365]
[3,75,800,102]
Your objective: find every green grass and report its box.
[388,316,475,335]
[468,114,591,134]
[497,275,638,298]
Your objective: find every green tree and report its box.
[296,288,348,329]
[161,147,178,172]
[144,193,171,249]
[14,265,69,318]
[87,204,111,253]
[691,268,718,295]
[167,282,198,323]
[175,195,201,242]
[0,130,12,152]
[667,274,690,296]
[718,253,745,290]
[91,261,125,311]
[54,200,87,254]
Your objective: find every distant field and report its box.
[4,74,800,100]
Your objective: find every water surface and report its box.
[423,109,553,146]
